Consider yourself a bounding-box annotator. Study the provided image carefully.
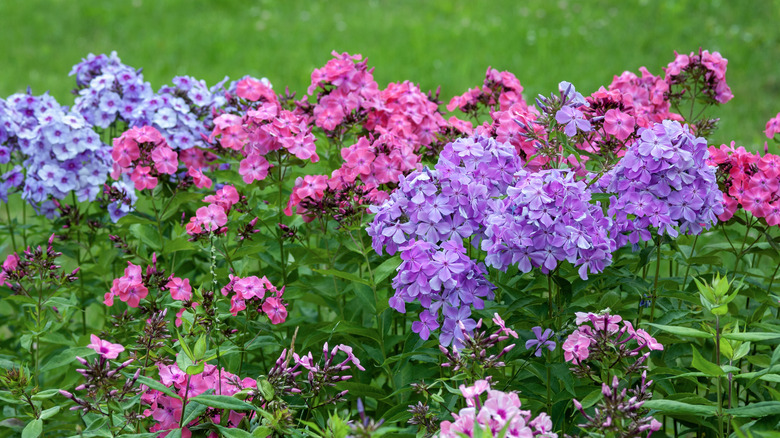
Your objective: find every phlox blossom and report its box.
[87,334,125,359]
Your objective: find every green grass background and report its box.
[1,0,778,150]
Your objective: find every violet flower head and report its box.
[525,326,556,357]
[556,106,591,137]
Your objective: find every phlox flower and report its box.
[555,105,591,137]
[87,334,125,359]
[603,108,636,141]
[166,277,192,301]
[262,297,287,324]
[562,330,591,364]
[525,326,556,357]
[151,145,178,175]
[235,77,274,102]
[238,153,271,184]
[195,204,228,232]
[130,165,158,191]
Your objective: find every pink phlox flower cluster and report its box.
[210,100,318,184]
[185,184,242,236]
[142,363,256,436]
[708,142,780,225]
[563,311,663,366]
[765,112,780,139]
[111,126,180,191]
[609,66,679,129]
[220,274,287,323]
[447,67,527,113]
[482,102,548,170]
[365,80,448,149]
[235,76,277,103]
[86,334,125,360]
[581,87,642,158]
[307,51,381,131]
[440,380,557,438]
[286,133,417,221]
[105,261,148,308]
[664,49,733,104]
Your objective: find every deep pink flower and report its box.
[87,334,125,359]
[262,297,287,324]
[130,166,158,191]
[151,145,178,175]
[167,277,192,301]
[238,153,271,184]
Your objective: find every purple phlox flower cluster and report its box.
[439,379,558,438]
[554,81,592,137]
[1,91,112,215]
[136,75,230,150]
[598,120,724,246]
[368,136,524,346]
[71,51,153,129]
[563,311,663,368]
[525,326,556,357]
[570,372,662,438]
[438,313,519,371]
[71,52,232,150]
[482,168,615,280]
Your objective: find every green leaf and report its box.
[722,332,780,342]
[644,323,713,339]
[643,399,717,416]
[374,255,401,284]
[251,426,273,437]
[161,192,204,221]
[312,268,370,286]
[213,425,254,437]
[39,406,59,420]
[130,223,162,250]
[21,419,42,438]
[31,389,61,400]
[727,401,780,417]
[188,394,256,411]
[691,347,724,377]
[193,335,207,361]
[181,401,208,426]
[134,375,181,400]
[40,347,92,372]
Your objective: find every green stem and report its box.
[4,201,17,251]
[649,235,662,322]
[715,315,724,438]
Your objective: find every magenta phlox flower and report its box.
[87,334,125,359]
[562,330,591,364]
[525,326,556,357]
[439,382,557,438]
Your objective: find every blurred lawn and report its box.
[1,0,778,149]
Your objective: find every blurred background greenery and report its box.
[1,0,778,149]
